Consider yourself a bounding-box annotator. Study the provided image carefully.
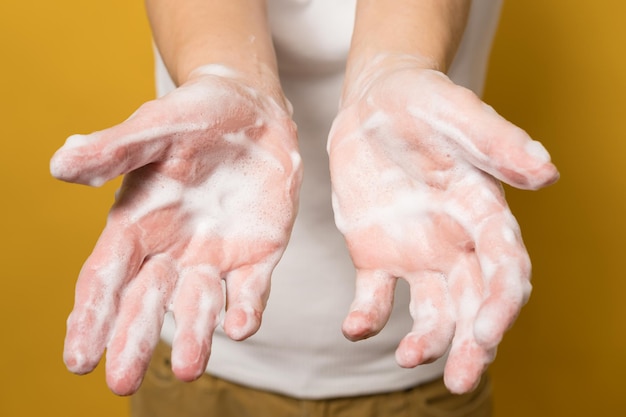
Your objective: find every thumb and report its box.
[459,107,560,190]
[436,85,559,190]
[50,101,171,186]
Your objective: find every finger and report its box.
[395,271,455,367]
[50,99,175,187]
[413,75,559,190]
[444,339,496,394]
[222,263,273,341]
[444,253,494,394]
[466,118,560,191]
[105,255,176,396]
[342,269,396,341]
[472,212,532,349]
[63,225,144,375]
[170,265,223,382]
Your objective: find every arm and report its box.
[52,0,302,395]
[330,0,558,393]
[343,0,470,101]
[349,0,471,66]
[145,0,281,95]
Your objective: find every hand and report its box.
[51,65,302,395]
[328,55,558,394]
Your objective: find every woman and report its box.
[51,1,558,415]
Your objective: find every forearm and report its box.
[145,0,281,96]
[343,0,471,99]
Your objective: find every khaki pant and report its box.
[131,342,492,417]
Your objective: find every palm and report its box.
[328,64,558,393]
[51,69,302,395]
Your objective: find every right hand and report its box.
[50,65,302,395]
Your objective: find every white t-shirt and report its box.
[157,0,504,399]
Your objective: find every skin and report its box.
[51,67,302,395]
[51,0,294,396]
[51,0,559,397]
[327,0,558,393]
[329,55,558,393]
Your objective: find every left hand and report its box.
[328,54,559,394]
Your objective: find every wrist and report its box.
[171,35,280,87]
[342,0,471,106]
[146,0,285,107]
[340,53,438,109]
[186,62,291,115]
[348,0,470,68]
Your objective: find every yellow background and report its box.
[1,0,624,416]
